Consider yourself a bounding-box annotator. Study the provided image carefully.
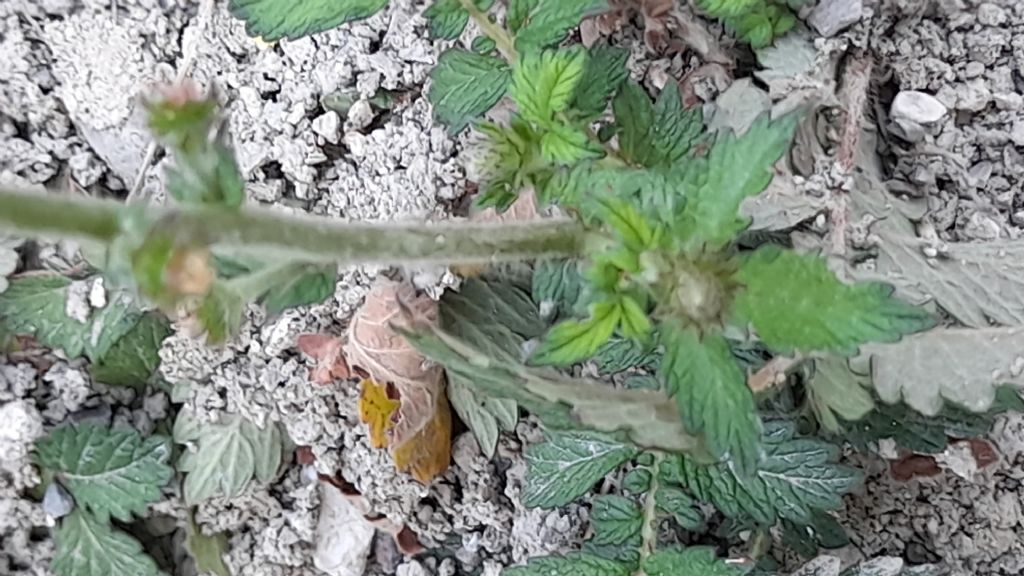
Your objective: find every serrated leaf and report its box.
[512,49,587,125]
[429,49,510,133]
[594,336,658,374]
[591,495,643,546]
[781,510,849,558]
[541,123,603,164]
[0,275,94,358]
[508,0,609,51]
[400,311,705,454]
[656,486,703,530]
[808,357,875,433]
[505,552,630,576]
[522,430,638,508]
[617,296,652,340]
[228,0,388,41]
[660,325,761,478]
[861,327,1024,416]
[533,259,588,320]
[424,0,494,39]
[585,195,657,251]
[182,414,282,504]
[260,265,336,316]
[844,386,1023,455]
[696,0,761,18]
[612,82,704,169]
[642,546,742,576]
[90,312,172,388]
[732,246,935,354]
[531,300,622,366]
[678,113,797,248]
[54,510,162,576]
[667,422,861,526]
[244,419,282,483]
[197,282,245,344]
[572,44,630,119]
[472,35,497,54]
[849,170,1024,329]
[622,468,652,493]
[34,425,173,523]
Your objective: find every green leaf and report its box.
[400,312,705,454]
[34,425,173,523]
[531,300,622,366]
[695,0,761,18]
[590,495,643,546]
[622,468,652,494]
[512,48,587,125]
[522,430,638,508]
[179,414,283,504]
[808,357,876,433]
[228,0,389,41]
[90,313,172,388]
[656,486,703,530]
[667,422,861,526]
[437,277,532,457]
[508,0,609,51]
[197,282,245,344]
[660,325,761,477]
[54,510,162,576]
[617,296,653,340]
[678,113,797,248]
[843,386,1024,455]
[186,518,231,576]
[472,35,497,54]
[533,259,588,320]
[732,246,935,354]
[585,195,657,251]
[613,81,704,169]
[505,553,630,576]
[594,336,658,374]
[429,49,511,132]
[540,123,603,164]
[572,44,630,119]
[642,546,743,576]
[0,275,93,358]
[424,0,494,39]
[260,265,336,316]
[781,511,849,558]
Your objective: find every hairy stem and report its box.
[0,188,587,266]
[636,452,665,575]
[460,0,517,61]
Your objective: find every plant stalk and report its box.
[635,452,665,575]
[0,188,587,266]
[459,0,517,61]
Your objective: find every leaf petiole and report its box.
[459,0,517,61]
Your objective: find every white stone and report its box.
[808,0,863,37]
[891,91,948,126]
[313,111,341,144]
[312,484,375,576]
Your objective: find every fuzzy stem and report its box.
[635,453,665,575]
[0,188,587,266]
[460,0,517,61]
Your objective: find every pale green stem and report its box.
[460,0,517,61]
[0,188,587,266]
[635,452,665,575]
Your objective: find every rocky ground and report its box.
[3,0,1024,575]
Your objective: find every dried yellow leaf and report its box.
[358,379,399,449]
[391,392,452,484]
[345,278,444,447]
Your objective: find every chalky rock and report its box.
[890,91,948,142]
[42,483,74,519]
[808,0,864,37]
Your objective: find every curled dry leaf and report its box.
[345,277,450,482]
[296,333,350,384]
[359,378,400,449]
